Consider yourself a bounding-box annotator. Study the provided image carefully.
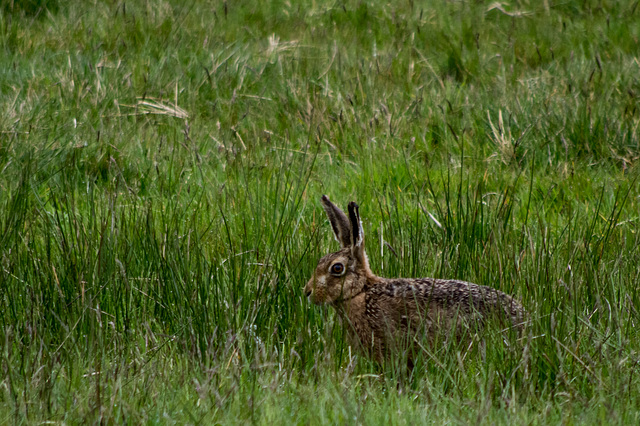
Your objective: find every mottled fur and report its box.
[304,196,526,363]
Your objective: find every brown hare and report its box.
[304,195,526,363]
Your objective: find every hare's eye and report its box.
[330,263,345,276]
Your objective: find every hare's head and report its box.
[304,196,373,305]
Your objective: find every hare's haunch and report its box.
[304,196,526,362]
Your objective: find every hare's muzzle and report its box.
[303,280,313,298]
[304,278,323,304]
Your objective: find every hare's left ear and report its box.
[348,202,365,261]
[321,195,352,248]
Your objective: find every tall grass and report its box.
[1,0,639,423]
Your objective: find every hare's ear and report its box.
[321,195,352,248]
[348,201,365,259]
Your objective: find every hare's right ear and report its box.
[347,201,366,263]
[321,195,352,248]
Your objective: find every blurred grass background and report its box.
[1,0,639,423]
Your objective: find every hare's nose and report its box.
[304,288,312,297]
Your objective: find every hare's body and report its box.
[328,276,524,362]
[305,196,525,363]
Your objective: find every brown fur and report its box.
[304,196,526,363]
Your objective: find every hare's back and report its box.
[369,278,524,323]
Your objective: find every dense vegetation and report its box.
[1,0,639,423]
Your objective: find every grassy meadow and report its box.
[1,0,640,423]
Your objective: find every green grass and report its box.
[1,0,640,423]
